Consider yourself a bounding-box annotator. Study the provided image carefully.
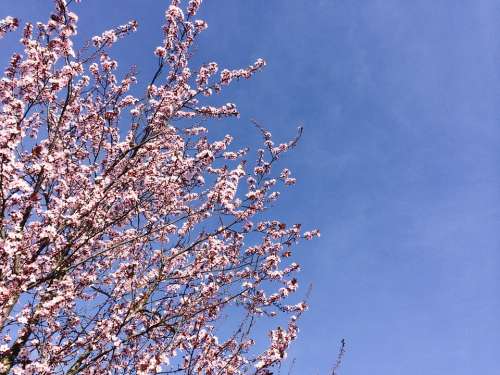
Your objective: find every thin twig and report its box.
[331,339,346,375]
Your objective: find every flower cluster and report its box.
[0,1,318,374]
[0,16,18,39]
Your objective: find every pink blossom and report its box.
[303,229,321,240]
[0,1,316,373]
[0,16,18,39]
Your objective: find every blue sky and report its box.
[1,1,500,374]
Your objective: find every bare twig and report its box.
[331,339,346,375]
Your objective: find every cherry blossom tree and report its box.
[0,1,319,373]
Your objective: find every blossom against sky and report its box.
[1,1,499,374]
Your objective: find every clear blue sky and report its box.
[1,1,500,374]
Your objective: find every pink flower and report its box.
[0,16,18,39]
[0,1,311,373]
[303,229,321,240]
